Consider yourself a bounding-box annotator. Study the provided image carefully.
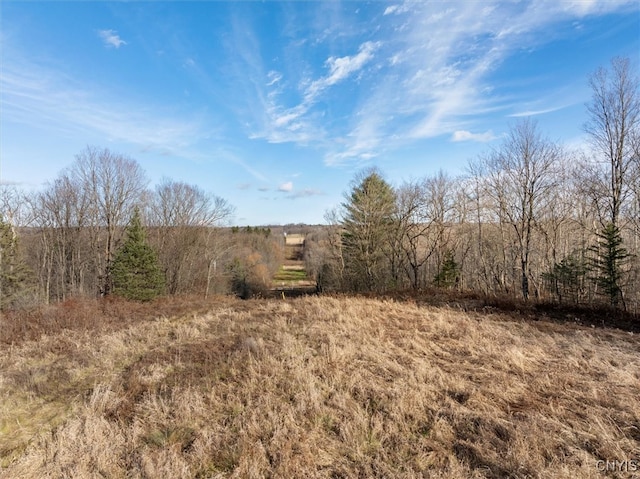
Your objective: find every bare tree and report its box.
[0,184,35,228]
[395,180,428,289]
[483,119,560,300]
[584,57,640,228]
[581,58,640,308]
[71,147,148,295]
[395,171,455,289]
[149,179,233,294]
[447,176,477,291]
[34,173,91,300]
[1,186,30,307]
[465,160,494,294]
[305,207,346,292]
[150,178,233,228]
[630,132,640,235]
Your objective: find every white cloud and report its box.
[305,41,380,102]
[451,130,497,142]
[278,181,293,192]
[324,104,387,165]
[326,42,379,84]
[253,40,380,145]
[384,5,399,15]
[334,1,635,163]
[97,29,127,49]
[273,108,304,128]
[508,106,567,117]
[266,71,282,86]
[384,4,411,15]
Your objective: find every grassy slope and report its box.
[1,296,639,478]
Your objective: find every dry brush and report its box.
[1,296,639,478]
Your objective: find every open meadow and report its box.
[1,295,639,478]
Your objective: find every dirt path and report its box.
[270,234,316,297]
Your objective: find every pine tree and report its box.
[111,208,165,301]
[341,170,396,292]
[543,252,587,304]
[434,250,459,289]
[588,223,629,309]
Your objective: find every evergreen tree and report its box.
[588,223,629,309]
[111,209,165,301]
[341,170,396,292]
[0,215,33,309]
[434,250,459,289]
[543,252,588,304]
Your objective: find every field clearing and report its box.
[1,296,639,478]
[273,266,308,282]
[273,232,315,295]
[284,234,305,246]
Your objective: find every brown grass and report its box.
[0,295,236,345]
[1,295,639,478]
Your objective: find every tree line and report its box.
[1,57,638,310]
[305,58,640,311]
[0,146,286,306]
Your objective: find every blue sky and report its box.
[1,1,638,225]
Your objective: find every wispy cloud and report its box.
[183,58,197,68]
[383,5,400,16]
[97,29,127,49]
[324,104,387,165]
[337,1,638,162]
[252,40,381,144]
[451,130,497,142]
[1,30,279,185]
[286,188,324,199]
[305,41,380,103]
[266,71,282,86]
[508,106,568,118]
[383,3,413,16]
[0,55,208,159]
[167,0,637,169]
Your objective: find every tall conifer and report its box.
[588,223,629,309]
[111,209,165,301]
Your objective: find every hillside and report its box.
[1,296,639,478]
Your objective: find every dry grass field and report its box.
[1,295,639,478]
